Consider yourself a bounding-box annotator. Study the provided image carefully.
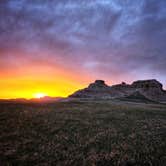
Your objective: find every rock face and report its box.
[69,80,112,99]
[69,79,166,102]
[131,79,166,101]
[88,80,109,90]
[131,79,163,89]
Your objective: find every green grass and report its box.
[0,100,166,166]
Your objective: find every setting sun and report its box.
[34,93,47,99]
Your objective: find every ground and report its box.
[0,100,166,166]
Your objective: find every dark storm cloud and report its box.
[0,0,166,83]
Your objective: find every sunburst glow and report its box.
[34,93,47,99]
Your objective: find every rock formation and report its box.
[70,80,112,99]
[69,79,166,102]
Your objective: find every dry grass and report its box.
[0,100,166,165]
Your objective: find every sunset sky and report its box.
[0,0,166,99]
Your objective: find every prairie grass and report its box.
[0,100,166,165]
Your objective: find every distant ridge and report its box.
[1,79,166,103]
[69,79,166,102]
[0,96,63,103]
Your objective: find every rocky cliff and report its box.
[69,79,166,102]
[69,80,112,99]
[131,79,166,101]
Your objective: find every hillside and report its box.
[69,79,166,102]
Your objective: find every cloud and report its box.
[0,0,166,84]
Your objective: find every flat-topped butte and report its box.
[69,79,166,102]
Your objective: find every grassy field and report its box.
[0,100,166,166]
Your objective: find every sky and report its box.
[0,0,166,99]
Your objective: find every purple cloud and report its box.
[0,0,166,86]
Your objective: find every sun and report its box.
[33,93,47,99]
